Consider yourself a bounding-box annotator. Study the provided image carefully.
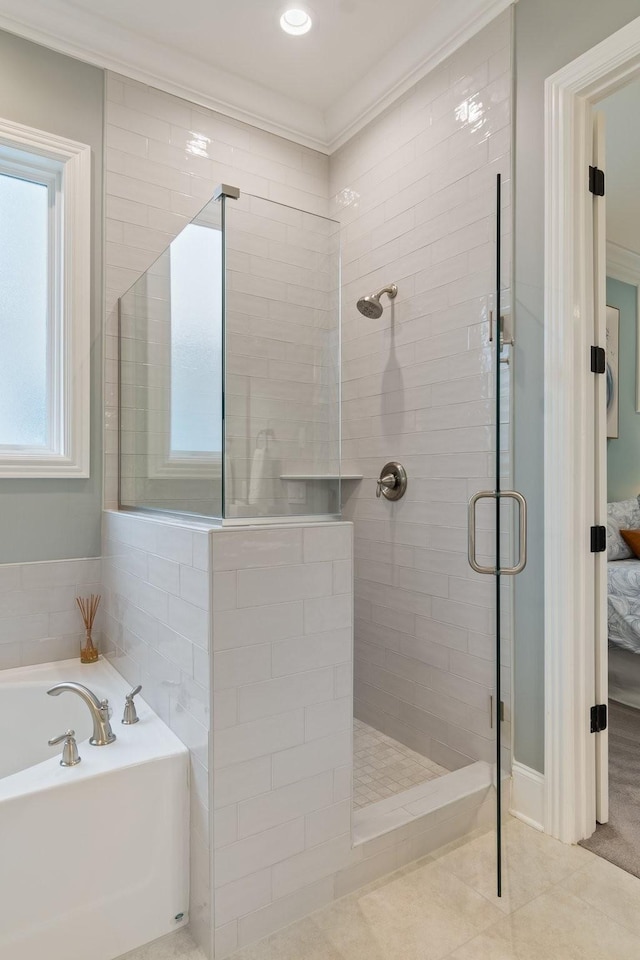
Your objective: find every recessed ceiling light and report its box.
[280,8,312,35]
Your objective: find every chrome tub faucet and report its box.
[47,682,116,746]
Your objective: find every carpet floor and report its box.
[580,699,640,877]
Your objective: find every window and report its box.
[0,119,91,477]
[169,223,222,460]
[147,217,223,480]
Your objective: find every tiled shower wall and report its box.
[330,13,512,771]
[104,72,330,509]
[225,196,340,519]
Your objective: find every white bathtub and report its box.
[0,658,190,960]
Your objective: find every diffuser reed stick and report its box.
[76,594,101,664]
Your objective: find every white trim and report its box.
[607,240,640,284]
[545,15,640,844]
[0,118,91,478]
[325,0,516,152]
[509,762,545,832]
[0,0,515,155]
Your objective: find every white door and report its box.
[592,108,609,825]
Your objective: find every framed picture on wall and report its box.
[607,304,620,439]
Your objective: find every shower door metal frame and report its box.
[467,173,527,896]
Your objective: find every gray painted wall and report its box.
[0,30,103,563]
[513,0,640,772]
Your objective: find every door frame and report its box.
[544,14,640,844]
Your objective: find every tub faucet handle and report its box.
[48,729,81,767]
[122,684,142,725]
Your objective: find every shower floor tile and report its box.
[353,719,449,809]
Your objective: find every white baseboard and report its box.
[509,761,545,832]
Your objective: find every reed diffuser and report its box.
[76,594,101,663]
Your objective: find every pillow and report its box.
[607,497,640,560]
[620,529,640,559]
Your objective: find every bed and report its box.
[608,497,640,708]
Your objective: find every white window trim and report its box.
[0,118,91,478]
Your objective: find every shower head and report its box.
[356,283,398,319]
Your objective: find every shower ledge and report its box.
[353,761,500,846]
[280,474,363,481]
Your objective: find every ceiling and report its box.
[0,0,512,152]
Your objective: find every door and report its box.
[468,173,527,896]
[592,109,609,825]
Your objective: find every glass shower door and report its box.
[468,173,526,896]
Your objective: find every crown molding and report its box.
[326,0,515,152]
[0,0,515,154]
[607,240,640,285]
[0,0,328,150]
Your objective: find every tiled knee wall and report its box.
[101,510,212,954]
[210,523,354,957]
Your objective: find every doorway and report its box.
[544,14,640,845]
[579,80,640,872]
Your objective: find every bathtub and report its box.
[0,658,190,960]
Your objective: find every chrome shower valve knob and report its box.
[376,462,407,501]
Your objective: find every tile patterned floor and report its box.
[231,818,640,960]
[117,929,206,959]
[122,818,640,960]
[353,718,450,808]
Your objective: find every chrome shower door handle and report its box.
[468,490,528,575]
[500,490,527,575]
[468,491,497,575]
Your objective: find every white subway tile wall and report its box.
[225,194,340,519]
[101,510,213,954]
[0,558,102,669]
[210,522,353,952]
[104,72,330,509]
[329,14,512,772]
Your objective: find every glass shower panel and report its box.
[222,193,341,520]
[118,199,223,518]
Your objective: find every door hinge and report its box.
[590,703,607,733]
[589,165,605,196]
[590,525,606,553]
[591,345,606,374]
